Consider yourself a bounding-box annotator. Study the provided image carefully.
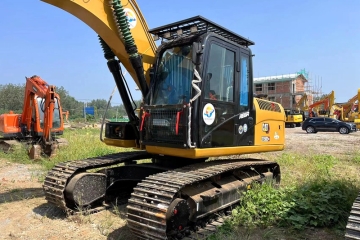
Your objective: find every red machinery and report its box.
[0,75,68,159]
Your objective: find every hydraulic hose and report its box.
[98,36,140,141]
[109,0,148,97]
[99,37,115,60]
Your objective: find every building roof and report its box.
[254,73,308,84]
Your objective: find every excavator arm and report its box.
[342,93,358,117]
[21,76,66,158]
[21,76,58,134]
[295,93,308,111]
[308,90,335,117]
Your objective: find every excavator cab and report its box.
[128,16,284,158]
[103,16,285,159]
[142,18,253,150]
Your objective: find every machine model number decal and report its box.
[239,111,249,119]
[124,8,137,29]
[203,103,215,125]
[262,123,269,132]
[261,136,270,142]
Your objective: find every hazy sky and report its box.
[1,0,359,103]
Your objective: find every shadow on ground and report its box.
[33,203,67,219]
[107,225,134,240]
[0,187,43,204]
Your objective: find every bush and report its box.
[231,178,358,230]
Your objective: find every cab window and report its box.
[205,43,235,102]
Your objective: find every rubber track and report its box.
[346,192,360,239]
[43,150,151,212]
[127,159,278,240]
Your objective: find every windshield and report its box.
[151,45,194,105]
[37,97,61,129]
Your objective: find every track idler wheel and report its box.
[166,198,190,237]
[65,172,107,208]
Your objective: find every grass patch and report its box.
[210,153,360,239]
[0,128,127,171]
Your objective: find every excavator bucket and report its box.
[0,139,22,153]
[28,138,69,160]
[29,143,57,160]
[29,144,42,160]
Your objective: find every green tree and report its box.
[0,83,25,113]
[89,99,109,110]
[56,86,84,119]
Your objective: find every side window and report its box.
[53,98,61,128]
[240,54,249,110]
[37,97,45,128]
[325,118,333,122]
[205,43,235,102]
[313,118,324,122]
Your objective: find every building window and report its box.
[292,83,295,93]
[268,96,276,102]
[255,84,262,91]
[268,82,275,91]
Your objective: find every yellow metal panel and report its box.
[103,138,137,148]
[253,98,285,146]
[41,0,156,87]
[146,145,284,159]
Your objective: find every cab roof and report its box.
[149,16,255,47]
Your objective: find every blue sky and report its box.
[1,0,359,104]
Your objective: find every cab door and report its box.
[199,39,238,148]
[234,50,254,146]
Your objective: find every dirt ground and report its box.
[0,128,359,240]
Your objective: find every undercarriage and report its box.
[346,192,360,239]
[43,151,280,239]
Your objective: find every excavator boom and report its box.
[42,0,156,93]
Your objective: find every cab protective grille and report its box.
[141,106,188,146]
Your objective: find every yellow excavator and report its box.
[333,90,359,126]
[284,109,303,128]
[38,0,285,239]
[295,93,309,119]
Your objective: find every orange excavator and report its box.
[308,90,335,118]
[0,75,68,159]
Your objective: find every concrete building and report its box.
[254,72,313,109]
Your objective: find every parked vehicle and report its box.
[302,117,357,134]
